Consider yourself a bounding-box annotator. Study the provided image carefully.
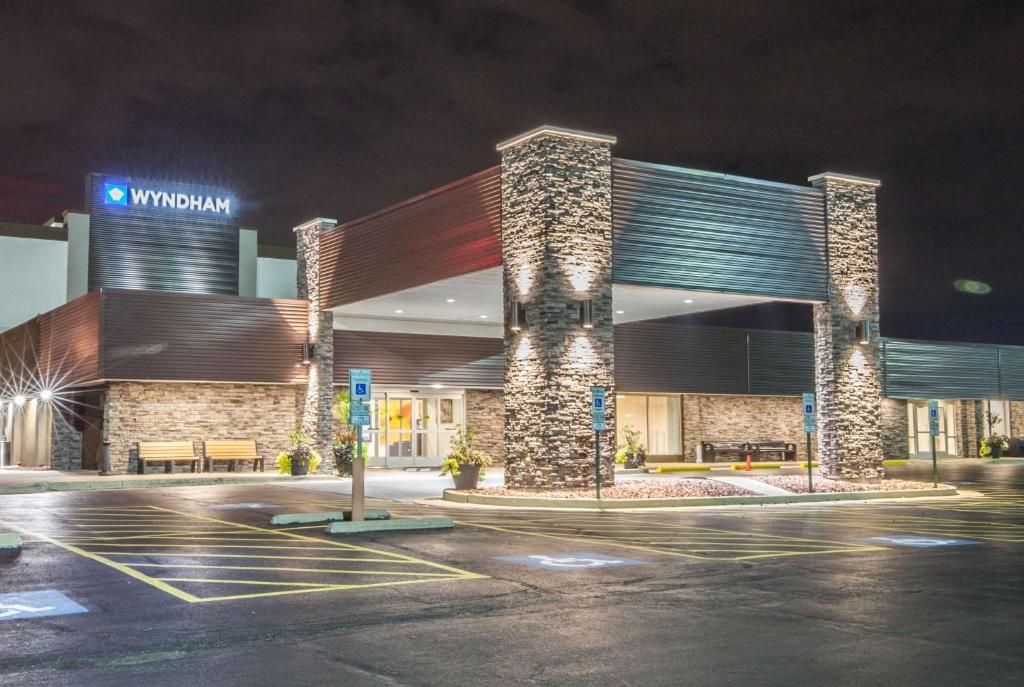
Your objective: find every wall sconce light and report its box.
[509,300,527,332]
[579,299,594,329]
[854,320,872,345]
[301,342,315,365]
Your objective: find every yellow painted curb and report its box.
[882,459,908,466]
[651,465,712,473]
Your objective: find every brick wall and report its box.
[881,398,908,459]
[465,389,504,463]
[50,408,82,471]
[1011,401,1024,438]
[681,394,814,461]
[104,382,301,473]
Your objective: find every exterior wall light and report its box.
[509,300,527,332]
[13,395,26,407]
[39,389,53,401]
[579,299,594,329]
[854,320,873,345]
[301,342,315,365]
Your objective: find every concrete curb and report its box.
[0,533,22,550]
[325,517,454,534]
[0,475,341,495]
[271,509,390,525]
[442,486,958,510]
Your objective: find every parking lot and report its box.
[2,461,1023,686]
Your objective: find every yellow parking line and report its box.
[0,518,200,603]
[128,563,465,577]
[91,552,428,563]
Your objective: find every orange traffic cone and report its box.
[745,454,752,471]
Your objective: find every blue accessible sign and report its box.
[495,552,648,570]
[802,393,816,433]
[591,387,606,432]
[868,536,982,548]
[0,590,88,622]
[928,400,941,437]
[348,368,372,426]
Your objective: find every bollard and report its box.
[99,440,113,476]
[0,439,10,468]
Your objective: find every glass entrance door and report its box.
[364,390,464,468]
[907,400,958,458]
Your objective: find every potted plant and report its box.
[614,426,647,469]
[276,431,322,476]
[332,391,369,476]
[440,425,492,490]
[981,434,1009,459]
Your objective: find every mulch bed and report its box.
[468,479,754,499]
[751,475,936,493]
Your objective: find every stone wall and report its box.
[959,400,980,458]
[465,389,504,463]
[811,174,884,478]
[501,128,616,489]
[681,394,813,461]
[881,398,908,459]
[50,408,82,471]
[1011,401,1024,438]
[104,382,300,473]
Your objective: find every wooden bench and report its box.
[137,441,199,474]
[204,439,264,473]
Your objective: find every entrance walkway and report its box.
[0,469,336,495]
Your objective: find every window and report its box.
[616,394,681,455]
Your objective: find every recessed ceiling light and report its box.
[394,309,404,314]
[446,298,456,303]
[684,299,694,304]
[479,314,488,319]
[615,310,625,314]
[430,384,444,389]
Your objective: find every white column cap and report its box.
[496,125,616,151]
[808,172,881,188]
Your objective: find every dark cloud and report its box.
[1,0,1022,343]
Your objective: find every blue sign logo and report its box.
[594,398,603,409]
[495,552,648,570]
[868,536,982,548]
[103,182,129,206]
[0,590,88,622]
[355,383,367,397]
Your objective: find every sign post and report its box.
[928,400,940,488]
[348,368,372,521]
[591,387,607,500]
[802,393,816,494]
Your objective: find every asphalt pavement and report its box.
[0,460,1021,686]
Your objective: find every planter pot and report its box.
[624,451,647,469]
[990,446,1003,459]
[290,458,310,476]
[452,463,481,490]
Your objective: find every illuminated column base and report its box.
[810,173,883,479]
[499,127,616,490]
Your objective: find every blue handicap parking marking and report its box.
[495,552,649,570]
[210,503,284,510]
[868,536,983,548]
[0,590,88,621]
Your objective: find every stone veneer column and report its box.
[294,217,337,472]
[498,126,616,489]
[810,173,884,478]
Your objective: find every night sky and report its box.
[1,1,1022,344]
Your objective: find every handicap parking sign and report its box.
[0,590,88,621]
[495,552,648,570]
[868,536,982,548]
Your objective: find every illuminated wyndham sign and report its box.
[103,181,232,215]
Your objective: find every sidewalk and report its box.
[0,468,340,495]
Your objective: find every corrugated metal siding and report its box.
[86,174,240,295]
[748,329,815,395]
[0,318,40,391]
[99,290,308,383]
[334,330,503,388]
[882,338,1001,399]
[612,159,828,301]
[320,167,502,309]
[37,291,101,387]
[997,346,1024,399]
[615,322,749,394]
